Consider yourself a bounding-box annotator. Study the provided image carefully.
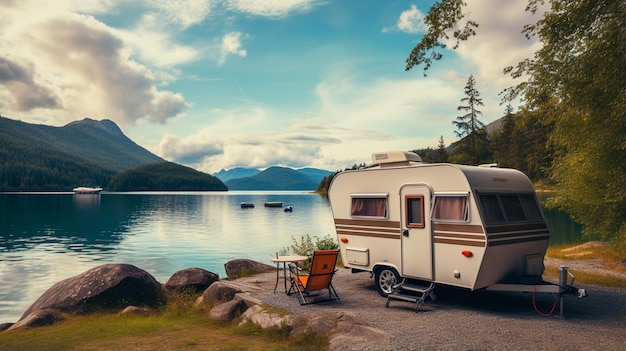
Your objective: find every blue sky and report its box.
[0,0,540,173]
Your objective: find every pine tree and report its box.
[452,75,487,164]
[493,104,519,169]
[434,135,448,162]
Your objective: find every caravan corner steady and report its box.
[328,151,586,316]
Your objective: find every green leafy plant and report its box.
[278,234,340,270]
[280,234,338,257]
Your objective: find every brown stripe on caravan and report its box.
[484,222,550,246]
[487,234,550,246]
[334,218,401,239]
[434,237,486,247]
[434,232,485,240]
[484,222,549,234]
[334,218,401,228]
[488,229,550,240]
[336,229,400,239]
[434,223,484,233]
[433,223,486,247]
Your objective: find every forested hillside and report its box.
[108,162,226,191]
[0,116,163,191]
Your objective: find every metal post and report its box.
[558,265,569,318]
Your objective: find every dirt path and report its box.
[238,268,626,350]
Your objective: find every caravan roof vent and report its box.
[371,151,422,167]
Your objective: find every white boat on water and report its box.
[73,186,103,194]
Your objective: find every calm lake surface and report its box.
[0,191,582,323]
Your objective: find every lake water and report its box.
[0,191,581,323]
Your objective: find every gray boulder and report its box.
[239,304,289,329]
[224,259,275,279]
[209,299,248,322]
[119,306,157,316]
[9,309,65,330]
[289,311,392,350]
[196,281,242,306]
[165,267,219,293]
[19,263,165,320]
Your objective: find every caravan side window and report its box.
[405,195,425,228]
[431,194,468,222]
[478,192,543,224]
[351,194,388,218]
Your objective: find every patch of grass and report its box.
[547,243,624,265]
[0,295,329,351]
[259,304,290,317]
[545,243,626,288]
[543,266,626,288]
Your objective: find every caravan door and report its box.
[400,184,433,280]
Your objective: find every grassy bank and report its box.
[544,242,626,288]
[0,291,329,351]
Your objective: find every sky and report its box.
[0,0,541,173]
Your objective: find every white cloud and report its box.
[162,67,464,173]
[150,0,213,29]
[225,0,319,18]
[448,0,542,94]
[158,106,339,172]
[218,32,248,66]
[397,0,542,116]
[392,4,427,34]
[120,16,200,68]
[0,1,190,127]
[0,57,60,111]
[160,132,224,165]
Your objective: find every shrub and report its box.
[281,234,338,256]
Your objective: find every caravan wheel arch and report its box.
[373,264,401,297]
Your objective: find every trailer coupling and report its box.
[486,265,587,318]
[559,265,587,298]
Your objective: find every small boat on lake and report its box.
[73,186,103,194]
[240,202,255,208]
[264,201,283,207]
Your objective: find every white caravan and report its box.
[328,151,585,315]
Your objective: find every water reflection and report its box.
[537,192,584,245]
[0,191,337,323]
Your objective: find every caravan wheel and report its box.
[374,266,400,297]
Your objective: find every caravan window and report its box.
[405,195,425,228]
[431,195,468,222]
[478,193,543,224]
[351,194,388,218]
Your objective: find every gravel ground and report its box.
[237,268,625,351]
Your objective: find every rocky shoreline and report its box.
[2,258,625,351]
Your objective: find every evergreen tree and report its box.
[452,75,487,164]
[434,135,448,162]
[517,109,552,181]
[493,104,522,169]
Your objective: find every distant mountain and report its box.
[225,166,319,190]
[485,113,520,136]
[216,166,332,190]
[213,167,261,182]
[296,167,333,184]
[0,116,164,191]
